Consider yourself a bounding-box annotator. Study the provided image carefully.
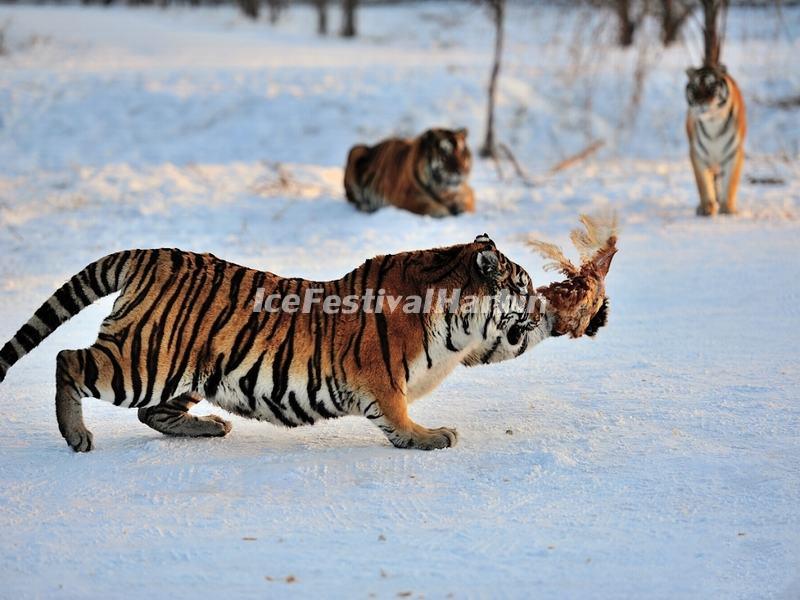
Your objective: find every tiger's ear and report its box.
[718,63,728,75]
[475,249,501,283]
[456,127,468,138]
[474,233,494,245]
[685,67,698,79]
[421,129,438,147]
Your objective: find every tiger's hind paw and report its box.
[163,413,232,438]
[138,405,232,438]
[202,414,233,437]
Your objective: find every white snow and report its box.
[1,3,799,598]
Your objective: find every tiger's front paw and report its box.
[396,426,458,450]
[64,427,94,452]
[448,203,466,216]
[696,202,718,217]
[426,205,453,219]
[426,426,459,449]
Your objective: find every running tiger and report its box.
[685,65,747,216]
[0,219,615,453]
[344,127,475,217]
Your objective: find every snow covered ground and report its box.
[0,3,799,598]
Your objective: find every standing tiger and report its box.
[344,127,475,217]
[685,65,747,216]
[0,230,613,453]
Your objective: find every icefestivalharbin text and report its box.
[251,287,548,315]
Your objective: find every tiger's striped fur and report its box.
[686,65,747,216]
[344,127,475,217]
[0,238,569,452]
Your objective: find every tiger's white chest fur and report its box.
[405,316,482,403]
[689,101,741,172]
[405,345,473,403]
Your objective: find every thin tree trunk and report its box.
[315,0,328,35]
[341,0,357,38]
[701,0,726,67]
[615,0,636,47]
[238,0,259,20]
[659,0,694,45]
[267,0,283,25]
[480,0,504,159]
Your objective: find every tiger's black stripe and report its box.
[374,256,398,390]
[353,258,373,368]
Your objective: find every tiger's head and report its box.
[456,234,551,367]
[686,65,730,115]
[420,127,472,189]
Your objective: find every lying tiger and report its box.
[685,64,747,216]
[0,223,614,453]
[344,127,475,217]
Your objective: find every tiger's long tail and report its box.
[0,250,135,383]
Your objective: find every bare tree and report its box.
[315,0,329,35]
[658,0,695,45]
[267,0,286,25]
[615,0,637,46]
[238,0,259,20]
[591,0,646,47]
[701,0,727,66]
[341,0,357,38]
[480,0,504,159]
[0,20,8,57]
